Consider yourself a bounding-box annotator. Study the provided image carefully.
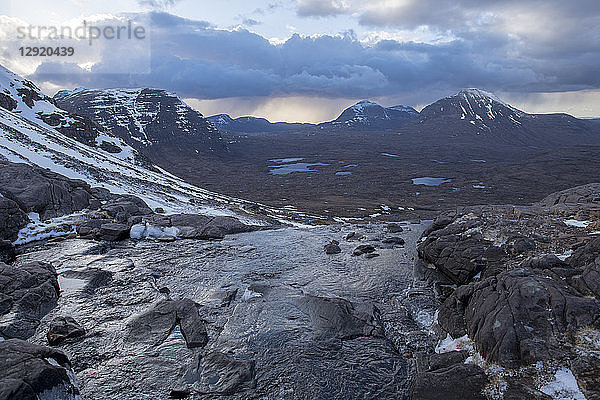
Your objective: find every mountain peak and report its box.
[455,88,508,106]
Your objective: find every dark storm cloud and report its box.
[30,9,600,103]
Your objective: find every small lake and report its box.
[269,162,329,175]
[412,177,452,186]
[269,157,305,163]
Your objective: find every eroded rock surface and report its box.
[0,261,59,339]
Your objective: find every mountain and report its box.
[405,88,598,146]
[0,64,305,224]
[318,100,418,130]
[0,65,145,165]
[208,114,314,134]
[54,88,227,158]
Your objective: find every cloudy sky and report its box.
[1,0,599,122]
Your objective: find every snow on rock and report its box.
[435,334,474,353]
[130,223,180,240]
[13,211,83,245]
[564,219,591,228]
[241,288,262,302]
[539,367,585,400]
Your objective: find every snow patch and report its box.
[241,288,262,302]
[564,219,591,228]
[539,368,585,400]
[130,223,179,240]
[13,212,81,245]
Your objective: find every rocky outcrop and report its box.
[0,161,95,220]
[0,339,79,400]
[415,182,600,397]
[132,213,256,240]
[411,352,488,400]
[0,261,59,339]
[124,298,208,349]
[0,197,28,242]
[438,265,599,367]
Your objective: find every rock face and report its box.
[0,196,28,241]
[54,88,227,157]
[0,160,94,220]
[0,339,79,400]
[125,298,208,349]
[411,351,488,400]
[416,182,600,397]
[0,261,59,339]
[438,265,599,367]
[46,316,86,345]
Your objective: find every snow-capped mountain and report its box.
[418,89,525,131]
[319,100,418,130]
[0,65,316,225]
[208,114,314,134]
[406,88,597,145]
[54,88,227,156]
[0,65,143,165]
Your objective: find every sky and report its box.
[1,0,599,122]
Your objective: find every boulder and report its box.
[382,236,405,246]
[98,223,130,241]
[125,298,208,349]
[0,261,59,339]
[0,197,27,242]
[353,244,376,256]
[568,238,600,297]
[46,316,86,345]
[387,223,404,233]
[0,339,79,400]
[0,161,93,219]
[438,266,600,368]
[324,240,341,254]
[100,195,153,219]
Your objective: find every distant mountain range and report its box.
[208,100,419,134]
[207,114,314,134]
[317,100,419,131]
